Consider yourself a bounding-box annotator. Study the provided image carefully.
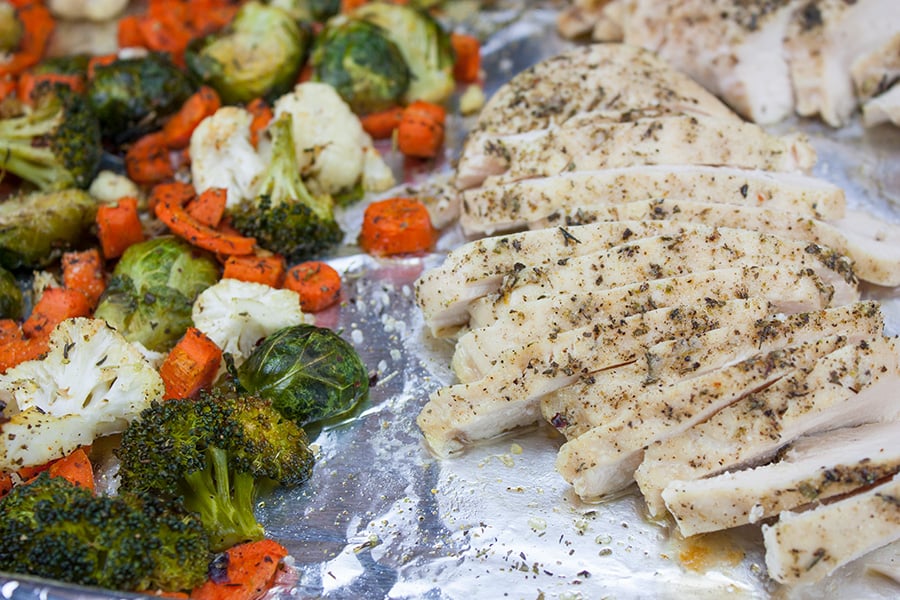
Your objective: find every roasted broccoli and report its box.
[0,472,211,593]
[0,82,102,190]
[116,390,315,551]
[229,112,342,262]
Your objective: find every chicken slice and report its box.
[664,421,900,537]
[862,83,900,127]
[417,298,772,458]
[635,336,900,517]
[850,32,900,102]
[786,0,900,126]
[459,165,846,235]
[457,114,816,190]
[763,471,900,585]
[538,198,900,286]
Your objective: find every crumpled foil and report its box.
[2,4,900,599]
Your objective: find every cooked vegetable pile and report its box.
[0,0,482,595]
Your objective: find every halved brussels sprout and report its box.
[0,266,22,320]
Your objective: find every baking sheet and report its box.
[3,4,900,599]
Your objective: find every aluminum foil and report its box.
[3,4,900,600]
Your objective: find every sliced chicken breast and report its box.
[635,336,900,517]
[862,83,900,127]
[538,198,900,286]
[459,165,846,235]
[457,114,816,190]
[763,471,900,585]
[664,420,900,537]
[850,32,900,102]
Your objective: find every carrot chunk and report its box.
[47,447,94,491]
[117,15,147,48]
[359,197,437,256]
[185,187,227,229]
[163,86,222,149]
[22,287,92,339]
[190,539,289,600]
[451,33,481,83]
[160,327,223,400]
[222,254,286,288]
[61,248,106,308]
[360,106,404,140]
[0,3,55,77]
[284,261,342,313]
[96,197,145,259]
[126,131,175,185]
[396,101,446,159]
[246,97,273,149]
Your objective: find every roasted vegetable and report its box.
[186,2,309,104]
[116,390,315,551]
[0,266,22,319]
[33,53,91,76]
[0,472,210,592]
[229,112,342,262]
[237,324,369,426]
[87,52,196,142]
[93,236,219,352]
[310,16,409,114]
[354,2,454,104]
[0,82,102,190]
[268,0,340,22]
[0,188,96,269]
[0,2,22,53]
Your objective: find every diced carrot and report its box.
[87,53,118,80]
[190,539,289,600]
[284,261,342,313]
[185,0,239,36]
[61,248,106,308]
[396,101,446,159]
[0,473,12,498]
[0,321,47,373]
[222,254,286,288]
[451,33,481,83]
[22,287,92,339]
[360,106,404,140]
[153,182,257,256]
[126,131,175,185]
[341,0,369,13]
[96,197,145,259]
[0,3,55,77]
[159,327,223,400]
[246,97,273,148]
[117,15,147,48]
[163,86,222,149]
[47,447,94,491]
[186,187,227,228]
[137,12,194,66]
[359,197,437,256]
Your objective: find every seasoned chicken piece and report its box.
[457,114,816,190]
[417,298,772,458]
[468,43,737,138]
[484,227,858,324]
[763,472,900,585]
[539,198,900,286]
[862,83,900,127]
[618,0,802,124]
[459,165,846,235]
[850,32,900,102]
[664,421,900,537]
[635,336,900,517]
[786,0,900,126]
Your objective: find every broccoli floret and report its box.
[0,473,210,592]
[229,112,342,262]
[0,82,102,190]
[116,390,315,551]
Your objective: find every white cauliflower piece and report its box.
[190,106,266,208]
[0,318,164,471]
[192,279,312,365]
[48,0,128,21]
[88,170,141,205]
[273,82,395,195]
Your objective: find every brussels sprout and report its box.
[94,236,219,352]
[0,266,22,319]
[237,324,369,426]
[268,0,340,22]
[310,16,410,114]
[354,2,454,104]
[87,53,196,142]
[0,189,97,270]
[186,2,310,104]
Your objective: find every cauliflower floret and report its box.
[0,318,164,471]
[192,279,313,366]
[88,170,141,205]
[48,0,128,21]
[190,106,266,208]
[273,82,395,195]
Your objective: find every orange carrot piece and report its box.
[0,76,16,100]
[22,287,92,339]
[396,101,446,159]
[0,473,12,498]
[360,106,404,140]
[160,327,223,400]
[126,131,175,185]
[284,261,342,312]
[359,197,437,257]
[96,197,145,259]
[341,0,369,13]
[137,12,194,66]
[87,53,118,80]
[186,187,227,228]
[222,254,286,288]
[185,0,239,36]
[61,248,106,308]
[163,86,222,149]
[190,539,289,600]
[47,447,94,491]
[17,72,84,102]
[0,322,47,374]
[0,3,55,77]
[117,15,147,48]
[451,33,481,83]
[153,182,257,256]
[246,97,273,149]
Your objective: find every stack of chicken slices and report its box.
[414,44,900,586]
